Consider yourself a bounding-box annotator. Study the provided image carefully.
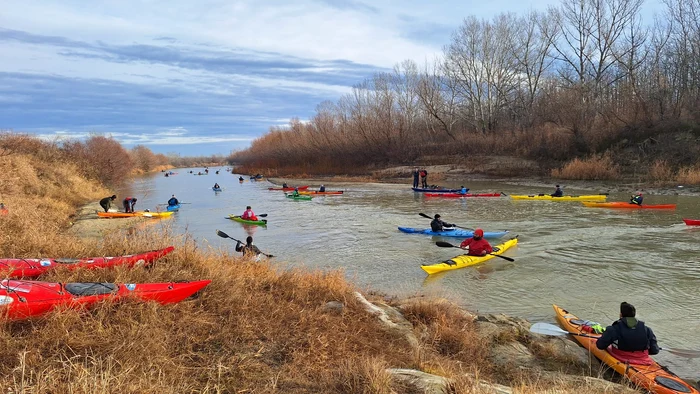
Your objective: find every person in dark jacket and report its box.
[319,185,326,192]
[630,192,643,205]
[412,168,420,188]
[167,195,179,207]
[99,195,117,212]
[459,229,493,256]
[551,185,563,197]
[430,214,454,232]
[123,197,137,213]
[596,302,659,364]
[235,236,263,257]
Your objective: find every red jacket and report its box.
[459,237,493,256]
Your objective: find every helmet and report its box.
[474,229,484,238]
[434,214,441,219]
[637,192,643,196]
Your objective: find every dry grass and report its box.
[551,153,621,180]
[676,166,700,185]
[647,160,675,185]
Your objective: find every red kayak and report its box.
[424,192,504,198]
[683,218,700,226]
[0,279,211,321]
[0,247,174,279]
[268,186,309,191]
[582,202,676,210]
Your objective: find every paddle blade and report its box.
[419,212,432,219]
[216,230,230,239]
[258,213,268,217]
[529,322,570,336]
[435,241,458,248]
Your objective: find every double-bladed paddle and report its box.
[529,323,700,358]
[418,213,474,231]
[435,241,515,262]
[215,230,274,258]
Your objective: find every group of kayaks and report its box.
[266,185,345,201]
[0,246,212,321]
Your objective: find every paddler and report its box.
[460,185,468,195]
[430,214,454,232]
[551,185,563,197]
[241,206,258,221]
[596,302,659,365]
[235,236,263,257]
[630,192,643,205]
[292,187,300,197]
[319,185,326,192]
[167,194,179,207]
[459,229,493,256]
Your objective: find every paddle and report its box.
[418,213,475,231]
[530,323,700,358]
[435,241,515,262]
[157,202,193,206]
[215,230,274,258]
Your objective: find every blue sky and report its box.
[0,0,662,156]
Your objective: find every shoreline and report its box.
[67,202,158,239]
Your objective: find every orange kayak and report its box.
[553,305,698,394]
[97,211,175,218]
[581,202,676,210]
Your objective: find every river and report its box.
[119,168,700,379]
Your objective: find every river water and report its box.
[119,168,700,379]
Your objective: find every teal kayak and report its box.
[166,204,180,212]
[286,194,312,201]
[397,227,509,239]
[228,215,267,226]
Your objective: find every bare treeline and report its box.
[232,0,700,173]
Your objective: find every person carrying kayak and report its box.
[630,192,643,205]
[596,302,659,365]
[319,185,326,192]
[459,229,493,256]
[167,195,179,207]
[412,168,420,188]
[241,206,258,221]
[99,195,117,213]
[214,183,220,189]
[430,214,454,232]
[551,185,563,197]
[123,197,137,213]
[236,236,263,257]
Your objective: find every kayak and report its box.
[683,218,700,226]
[424,192,504,198]
[212,187,222,192]
[397,227,509,239]
[298,191,344,195]
[97,211,175,218]
[268,186,309,191]
[286,194,313,201]
[553,305,699,394]
[0,207,7,215]
[0,247,174,279]
[421,237,518,274]
[0,279,211,321]
[228,215,267,226]
[166,204,180,212]
[412,187,466,193]
[511,194,607,201]
[582,202,677,210]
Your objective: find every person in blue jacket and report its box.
[167,195,179,207]
[460,186,468,195]
[630,192,643,205]
[551,185,563,197]
[596,302,659,363]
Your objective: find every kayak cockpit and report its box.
[65,283,118,296]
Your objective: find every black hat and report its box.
[434,214,441,218]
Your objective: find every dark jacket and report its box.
[168,197,179,206]
[99,196,113,210]
[630,195,643,205]
[430,218,452,232]
[551,188,563,197]
[596,317,659,354]
[236,242,262,257]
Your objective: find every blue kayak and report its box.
[397,227,508,239]
[212,187,222,192]
[166,204,180,212]
[412,187,467,193]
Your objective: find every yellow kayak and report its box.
[510,194,607,201]
[97,211,175,219]
[421,238,518,275]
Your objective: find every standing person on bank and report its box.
[99,195,117,212]
[123,197,137,213]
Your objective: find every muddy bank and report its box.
[67,202,149,239]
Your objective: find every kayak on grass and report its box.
[683,218,700,226]
[510,194,607,201]
[398,227,509,239]
[553,305,699,394]
[166,204,181,212]
[285,194,313,201]
[0,247,174,279]
[298,190,344,195]
[228,215,267,226]
[97,211,175,219]
[0,279,211,321]
[412,187,466,193]
[424,192,504,198]
[268,186,310,191]
[582,202,676,210]
[421,237,518,275]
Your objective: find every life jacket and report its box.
[420,170,427,177]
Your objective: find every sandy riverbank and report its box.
[67,202,157,239]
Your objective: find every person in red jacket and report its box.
[241,206,258,221]
[459,229,492,256]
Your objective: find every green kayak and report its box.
[285,194,313,201]
[228,215,267,225]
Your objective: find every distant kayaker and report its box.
[292,187,300,197]
[99,195,117,213]
[412,168,420,188]
[551,185,563,197]
[168,195,179,206]
[459,229,493,256]
[123,197,137,213]
[630,192,643,205]
[236,236,263,257]
[241,206,258,221]
[420,169,428,188]
[239,176,244,182]
[214,183,220,189]
[319,185,326,192]
[596,302,659,365]
[460,186,468,195]
[282,182,289,188]
[430,214,454,232]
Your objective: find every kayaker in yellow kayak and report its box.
[319,185,326,192]
[551,185,563,197]
[630,192,643,205]
[459,229,493,256]
[241,206,258,221]
[235,236,262,257]
[99,195,117,212]
[595,302,659,365]
[430,214,454,232]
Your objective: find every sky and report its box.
[0,0,663,156]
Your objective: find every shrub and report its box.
[551,153,620,180]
